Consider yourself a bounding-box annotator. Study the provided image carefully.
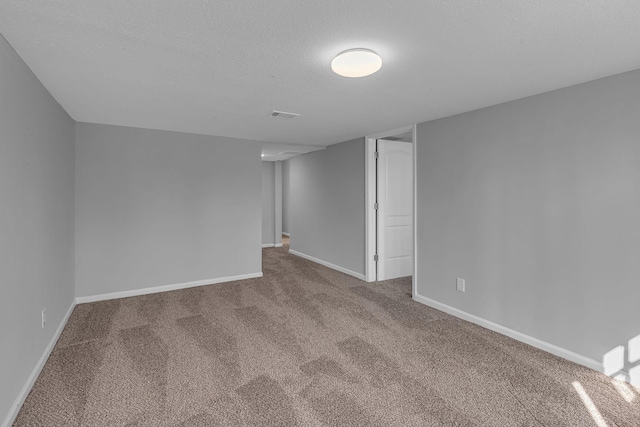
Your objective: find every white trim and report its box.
[262,243,283,248]
[2,300,76,427]
[412,292,603,373]
[367,125,415,140]
[365,137,377,282]
[282,232,290,237]
[289,249,366,281]
[274,161,283,245]
[412,124,418,298]
[365,125,416,283]
[75,272,263,304]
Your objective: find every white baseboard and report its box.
[282,232,290,237]
[412,292,604,373]
[263,243,283,248]
[289,249,365,281]
[75,272,263,304]
[2,299,76,427]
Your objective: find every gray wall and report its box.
[282,159,291,234]
[262,161,283,245]
[416,69,640,365]
[262,162,275,245]
[75,123,262,297]
[289,138,365,275]
[0,35,75,422]
[274,161,282,244]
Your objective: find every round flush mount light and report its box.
[331,48,382,78]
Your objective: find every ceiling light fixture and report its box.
[331,48,382,78]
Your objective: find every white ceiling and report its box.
[1,1,640,148]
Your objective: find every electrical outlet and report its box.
[41,309,46,329]
[456,277,466,293]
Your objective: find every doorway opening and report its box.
[365,125,417,295]
[281,233,290,251]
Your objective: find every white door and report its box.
[377,139,413,281]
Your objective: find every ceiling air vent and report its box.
[270,110,300,119]
[279,151,304,156]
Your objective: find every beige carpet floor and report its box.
[14,243,640,426]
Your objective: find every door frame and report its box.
[364,124,417,295]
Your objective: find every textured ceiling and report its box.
[1,1,640,147]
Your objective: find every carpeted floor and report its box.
[15,243,640,426]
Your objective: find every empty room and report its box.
[1,1,640,426]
